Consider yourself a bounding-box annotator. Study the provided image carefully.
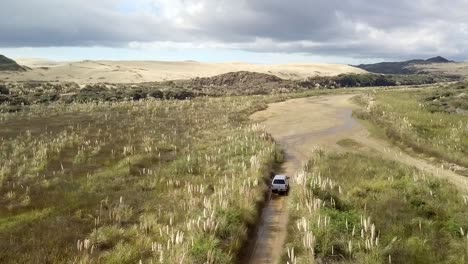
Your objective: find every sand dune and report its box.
[15,58,69,68]
[1,59,366,83]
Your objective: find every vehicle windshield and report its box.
[273,179,285,184]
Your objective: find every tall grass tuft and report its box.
[284,149,468,264]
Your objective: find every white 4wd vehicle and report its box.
[271,175,289,195]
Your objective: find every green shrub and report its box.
[190,237,232,264]
[148,89,164,99]
[37,93,60,104]
[74,86,121,102]
[164,89,194,100]
[128,89,147,101]
[0,84,9,95]
[303,73,437,88]
[0,94,9,104]
[9,96,30,106]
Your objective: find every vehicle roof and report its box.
[273,175,287,180]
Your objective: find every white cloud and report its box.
[1,0,468,60]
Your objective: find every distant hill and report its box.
[425,56,452,63]
[356,56,454,74]
[0,55,27,71]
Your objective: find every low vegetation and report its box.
[0,71,456,113]
[0,81,198,113]
[0,79,361,114]
[354,83,468,169]
[425,83,468,114]
[285,150,468,264]
[299,73,454,89]
[0,96,286,263]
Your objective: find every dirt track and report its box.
[248,94,468,264]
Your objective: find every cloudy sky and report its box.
[1,0,467,63]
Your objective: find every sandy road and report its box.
[247,94,468,264]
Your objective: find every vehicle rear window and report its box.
[273,179,285,184]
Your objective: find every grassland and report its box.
[0,86,362,263]
[284,83,468,263]
[3,80,465,263]
[354,83,468,169]
[284,150,468,264]
[0,95,287,263]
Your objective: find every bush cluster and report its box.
[0,84,9,95]
[300,73,438,88]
